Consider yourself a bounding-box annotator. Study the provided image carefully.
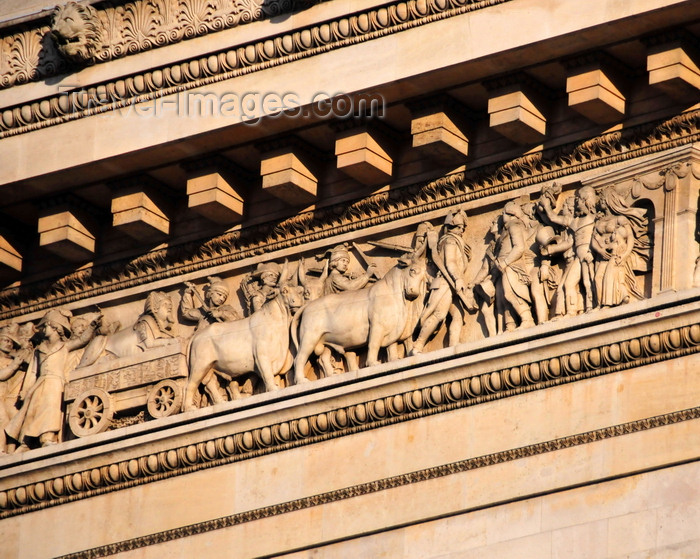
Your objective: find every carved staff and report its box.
[426,229,477,312]
[351,243,381,280]
[367,240,413,254]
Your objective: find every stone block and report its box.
[567,68,626,123]
[260,151,318,206]
[648,45,700,103]
[38,209,95,262]
[335,129,393,186]
[186,172,245,224]
[111,188,170,241]
[410,110,469,165]
[488,90,546,144]
[0,235,22,273]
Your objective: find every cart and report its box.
[64,343,187,438]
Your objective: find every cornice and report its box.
[0,0,510,137]
[0,320,698,520]
[0,109,697,321]
[0,0,309,90]
[59,406,700,558]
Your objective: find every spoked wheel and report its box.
[68,388,114,437]
[146,379,183,419]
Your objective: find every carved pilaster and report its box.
[635,156,700,293]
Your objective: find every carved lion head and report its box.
[50,2,102,64]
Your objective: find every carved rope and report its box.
[1,321,698,520]
[0,0,510,136]
[0,109,697,321]
[58,406,700,558]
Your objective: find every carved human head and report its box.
[0,326,20,354]
[206,276,229,306]
[144,292,173,326]
[503,201,526,225]
[575,186,598,216]
[50,2,102,64]
[329,245,351,271]
[444,209,467,233]
[70,316,90,338]
[39,309,73,340]
[252,262,281,287]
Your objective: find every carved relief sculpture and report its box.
[469,217,503,337]
[412,209,475,354]
[539,186,599,317]
[0,326,29,454]
[78,291,177,367]
[323,244,376,295]
[242,262,282,314]
[181,276,240,329]
[50,2,103,64]
[293,246,427,383]
[184,265,304,411]
[4,310,96,451]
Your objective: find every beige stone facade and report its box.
[0,0,698,557]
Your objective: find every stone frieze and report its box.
[0,110,697,321]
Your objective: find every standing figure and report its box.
[243,262,282,315]
[323,244,375,296]
[494,202,537,330]
[412,209,473,354]
[0,326,29,454]
[5,310,97,452]
[540,186,599,316]
[591,189,644,307]
[181,276,240,329]
[469,217,503,337]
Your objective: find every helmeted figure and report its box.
[323,244,375,296]
[181,276,240,329]
[412,209,472,354]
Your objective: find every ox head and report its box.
[399,256,427,300]
[280,285,305,313]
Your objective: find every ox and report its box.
[183,284,304,411]
[292,256,427,383]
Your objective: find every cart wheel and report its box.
[147,379,183,419]
[69,388,114,437]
